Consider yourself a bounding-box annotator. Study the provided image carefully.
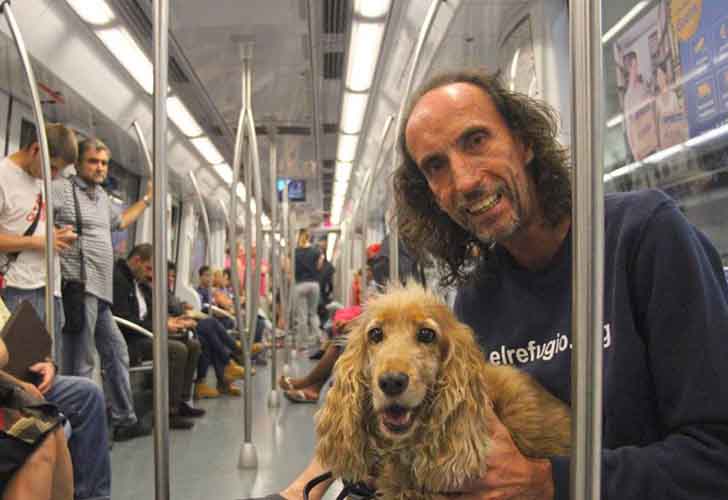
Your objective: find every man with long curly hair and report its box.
[394,69,728,500]
[244,69,728,500]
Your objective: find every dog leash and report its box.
[303,471,377,500]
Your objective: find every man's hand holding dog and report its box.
[442,412,554,500]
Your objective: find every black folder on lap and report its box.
[0,301,52,383]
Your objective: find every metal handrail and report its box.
[388,0,443,283]
[228,42,260,469]
[358,115,394,303]
[281,182,292,372]
[151,1,171,498]
[267,134,280,407]
[112,315,154,339]
[188,171,212,266]
[1,1,55,337]
[570,1,604,499]
[306,0,323,200]
[131,120,154,176]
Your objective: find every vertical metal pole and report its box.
[152,0,170,498]
[188,171,212,266]
[570,1,604,499]
[389,0,443,283]
[2,3,55,337]
[238,44,259,469]
[306,0,323,198]
[287,207,297,353]
[281,183,292,373]
[268,135,280,408]
[357,115,394,299]
[359,191,369,303]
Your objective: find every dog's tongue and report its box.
[384,406,410,426]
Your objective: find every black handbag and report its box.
[61,182,87,336]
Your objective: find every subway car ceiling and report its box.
[3,0,728,259]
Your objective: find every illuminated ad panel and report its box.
[610,1,728,163]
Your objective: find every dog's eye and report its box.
[368,327,384,343]
[417,328,437,343]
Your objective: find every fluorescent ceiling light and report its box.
[602,1,649,44]
[341,92,369,134]
[214,163,233,184]
[167,96,203,137]
[354,0,391,19]
[96,27,154,94]
[236,182,246,200]
[335,162,353,183]
[66,0,115,25]
[606,114,624,128]
[346,22,385,92]
[337,134,359,162]
[191,137,224,164]
[334,179,348,194]
[603,161,642,182]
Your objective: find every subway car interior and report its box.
[0,0,727,499]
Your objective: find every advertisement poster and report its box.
[612,2,690,161]
[671,0,728,137]
[612,0,728,162]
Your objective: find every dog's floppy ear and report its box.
[412,306,493,491]
[314,314,373,483]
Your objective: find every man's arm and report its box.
[0,226,76,253]
[0,338,8,368]
[550,200,728,500]
[118,181,151,230]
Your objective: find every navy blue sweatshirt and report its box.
[455,189,728,499]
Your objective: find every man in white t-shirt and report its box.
[0,123,113,499]
[0,123,77,340]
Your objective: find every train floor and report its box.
[110,348,344,500]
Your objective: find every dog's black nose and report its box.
[379,372,409,396]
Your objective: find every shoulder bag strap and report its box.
[71,181,87,284]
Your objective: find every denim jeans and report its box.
[46,375,111,500]
[294,281,320,343]
[62,293,137,427]
[2,286,64,362]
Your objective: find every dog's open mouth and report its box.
[380,404,416,434]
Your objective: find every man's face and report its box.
[131,256,153,284]
[168,270,176,291]
[405,83,537,245]
[78,147,109,186]
[200,270,212,288]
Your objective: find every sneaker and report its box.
[195,382,220,399]
[113,421,152,442]
[178,401,206,418]
[224,361,245,380]
[169,415,194,430]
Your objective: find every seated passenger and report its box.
[0,338,73,500]
[279,306,361,404]
[112,244,204,429]
[196,265,214,313]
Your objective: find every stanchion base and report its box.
[267,389,281,408]
[238,442,258,469]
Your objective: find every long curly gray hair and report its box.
[394,69,571,286]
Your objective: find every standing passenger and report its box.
[53,138,152,441]
[0,124,112,498]
[293,229,323,346]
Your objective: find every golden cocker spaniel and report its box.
[315,282,570,500]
